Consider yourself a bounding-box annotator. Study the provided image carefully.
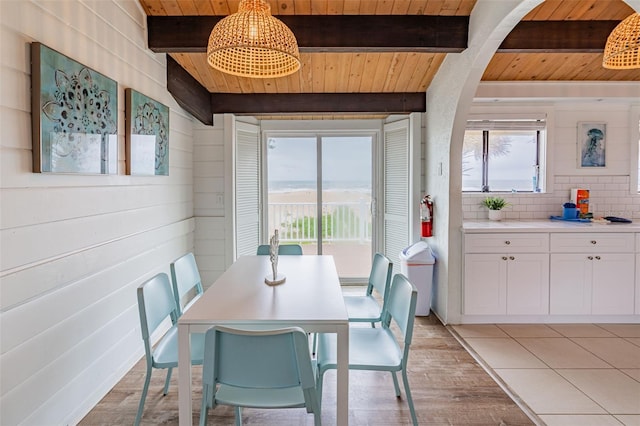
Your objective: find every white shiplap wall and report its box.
[0,1,195,424]
[193,117,229,288]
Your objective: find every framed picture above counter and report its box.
[578,122,606,168]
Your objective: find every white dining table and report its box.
[178,254,350,425]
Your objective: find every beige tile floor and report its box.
[450,323,640,426]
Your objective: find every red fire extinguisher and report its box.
[420,195,433,237]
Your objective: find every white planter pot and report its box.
[488,209,503,221]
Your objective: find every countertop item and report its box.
[549,215,591,223]
[604,216,633,223]
[462,219,640,233]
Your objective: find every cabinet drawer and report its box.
[464,233,549,253]
[550,233,634,253]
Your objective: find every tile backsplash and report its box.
[463,175,638,220]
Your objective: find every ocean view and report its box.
[269,179,371,193]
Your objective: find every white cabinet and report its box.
[464,254,506,315]
[636,234,640,314]
[464,234,549,315]
[550,233,635,315]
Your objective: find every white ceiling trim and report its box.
[475,81,640,102]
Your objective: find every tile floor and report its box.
[449,323,640,426]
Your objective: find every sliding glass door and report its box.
[265,134,373,280]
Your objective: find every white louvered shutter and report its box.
[235,122,261,258]
[383,119,410,275]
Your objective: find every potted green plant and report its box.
[481,196,510,221]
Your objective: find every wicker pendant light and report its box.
[207,0,301,78]
[603,12,640,69]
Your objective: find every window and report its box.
[462,119,546,193]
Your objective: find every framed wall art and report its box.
[125,89,169,176]
[577,122,606,168]
[31,42,118,174]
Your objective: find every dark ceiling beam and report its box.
[166,56,213,126]
[498,20,620,52]
[149,16,620,54]
[210,93,426,115]
[166,55,425,123]
[147,15,468,53]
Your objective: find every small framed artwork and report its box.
[577,122,606,168]
[125,89,169,175]
[31,42,118,174]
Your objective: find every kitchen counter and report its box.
[463,219,640,233]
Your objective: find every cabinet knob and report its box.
[509,256,515,260]
[595,256,601,260]
[590,240,597,244]
[504,240,511,245]
[587,256,594,260]
[502,256,508,260]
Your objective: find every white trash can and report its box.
[399,241,436,316]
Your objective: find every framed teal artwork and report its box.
[31,43,118,174]
[577,122,606,168]
[125,88,170,176]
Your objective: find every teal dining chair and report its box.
[256,244,303,255]
[135,273,205,426]
[199,326,321,426]
[316,273,418,426]
[312,252,392,355]
[170,252,203,316]
[343,252,393,325]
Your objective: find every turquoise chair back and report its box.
[368,253,393,301]
[256,244,303,255]
[137,273,178,349]
[200,326,320,425]
[170,252,203,315]
[384,273,418,348]
[136,272,206,425]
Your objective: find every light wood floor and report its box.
[80,314,536,425]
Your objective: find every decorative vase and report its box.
[488,209,503,221]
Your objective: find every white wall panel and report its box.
[0,66,30,113]
[1,184,192,229]
[195,217,227,289]
[0,108,31,150]
[1,228,189,394]
[193,118,227,277]
[2,202,191,270]
[0,1,195,424]
[1,219,193,311]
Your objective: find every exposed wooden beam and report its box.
[149,16,620,54]
[166,57,424,124]
[147,15,468,53]
[498,20,620,53]
[166,56,213,126]
[210,93,426,115]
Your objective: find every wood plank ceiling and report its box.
[138,0,639,122]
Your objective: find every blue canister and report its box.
[562,206,579,219]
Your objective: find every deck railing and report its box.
[268,200,372,243]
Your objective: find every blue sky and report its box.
[267,136,372,184]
